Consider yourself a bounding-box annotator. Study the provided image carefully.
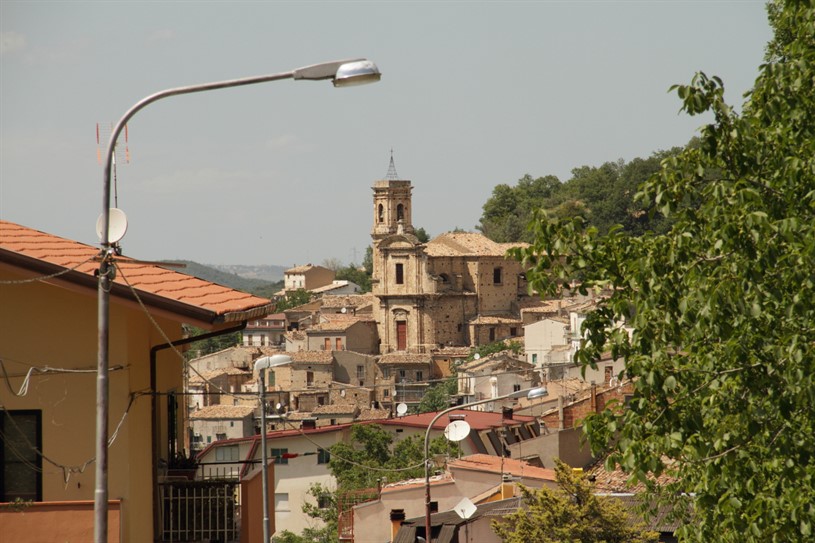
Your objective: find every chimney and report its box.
[390,509,406,541]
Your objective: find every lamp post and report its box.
[94,59,380,543]
[255,354,293,543]
[423,386,548,542]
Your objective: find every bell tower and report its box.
[372,153,414,242]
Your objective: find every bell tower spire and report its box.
[372,150,414,241]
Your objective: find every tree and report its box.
[414,226,431,243]
[327,424,458,491]
[182,324,240,360]
[335,264,371,293]
[492,460,658,543]
[512,2,815,541]
[275,288,313,311]
[417,378,457,413]
[275,483,339,543]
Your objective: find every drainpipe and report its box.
[149,322,247,541]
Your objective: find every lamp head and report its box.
[333,59,381,87]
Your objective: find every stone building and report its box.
[370,171,530,355]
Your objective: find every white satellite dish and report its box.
[444,420,471,442]
[453,497,477,520]
[473,353,481,360]
[96,208,128,244]
[396,403,408,416]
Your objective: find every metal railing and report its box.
[158,480,239,542]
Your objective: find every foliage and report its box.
[492,460,658,543]
[512,2,815,541]
[477,150,682,243]
[414,226,431,243]
[182,325,241,360]
[275,288,314,312]
[169,449,198,469]
[468,340,523,361]
[327,424,459,491]
[417,377,458,413]
[336,264,371,293]
[321,257,344,272]
[362,246,373,275]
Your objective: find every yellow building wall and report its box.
[0,264,185,542]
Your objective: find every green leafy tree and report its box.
[335,265,371,293]
[492,460,658,543]
[328,424,458,491]
[417,378,457,413]
[182,324,240,360]
[275,288,313,312]
[512,2,815,541]
[414,226,431,243]
[275,483,339,543]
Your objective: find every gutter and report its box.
[149,322,248,541]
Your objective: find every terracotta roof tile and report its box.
[356,408,391,421]
[190,405,256,420]
[290,350,333,364]
[378,353,432,365]
[425,232,525,257]
[0,221,272,324]
[469,314,522,325]
[448,454,557,481]
[320,293,375,309]
[312,403,359,415]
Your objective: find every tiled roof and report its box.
[448,454,556,481]
[468,313,522,325]
[0,221,272,324]
[286,263,330,274]
[308,313,369,332]
[378,353,432,365]
[320,293,375,309]
[188,366,251,384]
[285,330,307,341]
[289,350,333,364]
[311,280,359,294]
[424,232,524,257]
[356,408,391,421]
[430,346,472,358]
[312,403,359,415]
[190,405,256,420]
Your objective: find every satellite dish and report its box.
[444,420,471,442]
[396,403,408,416]
[341,307,347,314]
[473,353,481,360]
[453,497,477,520]
[96,208,128,244]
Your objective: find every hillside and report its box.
[163,260,282,298]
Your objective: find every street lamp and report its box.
[255,354,293,543]
[423,387,548,542]
[94,58,380,543]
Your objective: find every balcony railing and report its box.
[158,480,239,542]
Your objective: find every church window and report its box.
[395,263,404,284]
[397,203,404,221]
[378,204,384,223]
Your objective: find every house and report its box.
[319,293,375,318]
[190,404,257,453]
[282,264,335,293]
[523,316,570,369]
[455,351,540,407]
[267,350,334,413]
[197,423,354,536]
[243,312,286,347]
[0,221,272,542]
[304,313,379,354]
[376,352,432,410]
[352,454,557,543]
[311,279,362,296]
[370,174,532,355]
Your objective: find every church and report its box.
[370,161,532,355]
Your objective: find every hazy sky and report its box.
[1,1,771,268]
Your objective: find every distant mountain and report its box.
[164,261,282,297]
[207,264,286,283]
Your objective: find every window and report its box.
[307,371,314,386]
[384,389,390,397]
[317,493,332,509]
[513,384,521,392]
[216,444,240,462]
[268,370,276,387]
[324,338,331,351]
[378,204,384,223]
[510,327,517,336]
[270,448,289,465]
[395,263,404,284]
[382,367,390,378]
[399,369,407,379]
[493,267,503,284]
[275,493,290,512]
[336,338,343,350]
[397,203,404,221]
[318,448,331,464]
[356,365,365,379]
[416,371,424,382]
[1,410,42,502]
[216,433,227,441]
[489,327,496,342]
[532,353,538,364]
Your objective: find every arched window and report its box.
[378,204,384,223]
[396,203,404,221]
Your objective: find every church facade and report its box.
[370,174,529,355]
